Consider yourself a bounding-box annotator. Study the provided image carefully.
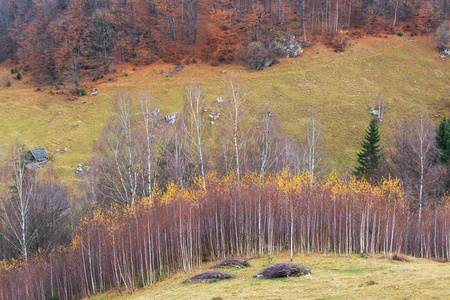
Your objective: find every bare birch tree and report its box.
[391,110,441,219]
[30,168,71,254]
[302,109,325,185]
[374,94,388,121]
[0,145,37,261]
[93,91,144,206]
[218,76,249,181]
[254,105,282,177]
[182,82,207,188]
[392,0,401,27]
[160,124,192,185]
[137,90,160,197]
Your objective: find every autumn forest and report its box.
[0,0,449,299]
[0,0,448,86]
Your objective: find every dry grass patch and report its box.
[87,252,450,300]
[0,35,448,186]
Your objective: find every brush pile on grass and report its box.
[183,271,234,283]
[253,263,311,279]
[392,254,412,262]
[212,258,250,269]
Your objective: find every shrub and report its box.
[202,248,210,262]
[192,58,197,64]
[79,88,86,96]
[235,44,247,64]
[183,271,234,283]
[397,32,404,36]
[212,258,250,268]
[155,272,168,282]
[236,42,271,70]
[134,272,147,288]
[16,73,21,80]
[253,263,311,279]
[267,42,288,59]
[1,75,11,87]
[350,29,365,39]
[434,20,450,52]
[329,32,348,51]
[247,42,270,70]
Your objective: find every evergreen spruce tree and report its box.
[354,119,381,181]
[436,116,450,164]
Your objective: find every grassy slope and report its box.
[88,253,450,300]
[0,35,448,188]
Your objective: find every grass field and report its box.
[87,252,450,300]
[0,35,448,188]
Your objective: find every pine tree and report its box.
[354,119,381,181]
[436,116,450,164]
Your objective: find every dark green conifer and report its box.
[436,117,450,164]
[354,119,381,181]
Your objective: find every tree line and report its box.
[0,0,448,87]
[0,172,449,299]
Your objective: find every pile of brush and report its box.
[392,254,412,262]
[254,263,310,279]
[183,271,234,283]
[212,258,250,269]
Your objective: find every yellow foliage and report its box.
[161,181,180,204]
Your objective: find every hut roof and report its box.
[28,148,48,161]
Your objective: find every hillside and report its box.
[87,253,450,300]
[0,35,448,187]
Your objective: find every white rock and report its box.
[151,108,160,116]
